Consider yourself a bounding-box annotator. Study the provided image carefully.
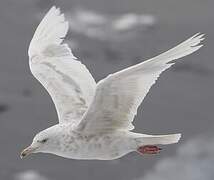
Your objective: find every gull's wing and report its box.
[28,6,96,124]
[77,33,204,133]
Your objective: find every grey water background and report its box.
[0,0,213,179]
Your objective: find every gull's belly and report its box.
[56,133,135,160]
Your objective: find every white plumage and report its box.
[28,6,96,124]
[21,6,204,160]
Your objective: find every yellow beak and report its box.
[20,146,38,159]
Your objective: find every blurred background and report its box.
[0,0,213,180]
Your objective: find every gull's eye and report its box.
[38,138,48,143]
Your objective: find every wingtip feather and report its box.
[190,32,205,46]
[29,6,71,58]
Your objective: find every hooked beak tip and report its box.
[20,153,25,159]
[20,146,37,159]
[20,151,27,159]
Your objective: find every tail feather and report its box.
[135,133,181,146]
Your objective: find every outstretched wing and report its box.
[78,33,204,133]
[28,6,96,124]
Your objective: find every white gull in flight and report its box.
[20,6,204,160]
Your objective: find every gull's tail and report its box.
[135,133,181,146]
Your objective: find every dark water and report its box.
[0,0,213,179]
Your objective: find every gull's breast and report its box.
[56,132,133,160]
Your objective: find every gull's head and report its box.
[20,126,61,159]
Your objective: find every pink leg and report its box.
[137,145,162,155]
